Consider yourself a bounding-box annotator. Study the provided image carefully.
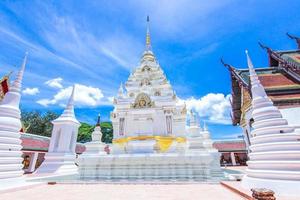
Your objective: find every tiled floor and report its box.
[0,183,245,200]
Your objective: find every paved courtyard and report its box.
[0,183,244,200]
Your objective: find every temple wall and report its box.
[280,107,300,128]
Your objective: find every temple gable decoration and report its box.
[132,93,154,108]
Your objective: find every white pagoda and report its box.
[111,17,186,154]
[242,50,300,196]
[35,86,80,175]
[78,17,221,181]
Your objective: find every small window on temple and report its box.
[154,91,161,96]
[280,130,284,133]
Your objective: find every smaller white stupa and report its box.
[35,86,80,176]
[0,53,27,181]
[202,122,215,150]
[187,110,204,151]
[187,111,214,151]
[242,50,300,196]
[81,114,106,155]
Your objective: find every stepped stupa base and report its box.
[78,151,222,182]
[242,175,300,197]
[34,153,78,176]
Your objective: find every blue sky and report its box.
[0,0,300,139]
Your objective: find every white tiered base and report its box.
[34,153,78,175]
[78,151,222,181]
[242,175,300,197]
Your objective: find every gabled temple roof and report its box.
[233,67,300,91]
[223,34,300,125]
[273,49,300,67]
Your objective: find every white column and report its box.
[230,152,236,166]
[27,152,38,173]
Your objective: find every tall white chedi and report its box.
[35,86,81,175]
[242,50,300,196]
[0,53,27,180]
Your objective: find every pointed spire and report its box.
[1,52,27,107]
[245,50,268,100]
[96,114,101,126]
[146,15,151,51]
[141,16,156,63]
[54,85,79,124]
[64,85,75,116]
[118,83,124,97]
[10,52,28,93]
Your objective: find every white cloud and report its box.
[107,96,115,103]
[22,87,40,95]
[37,84,105,107]
[45,77,63,89]
[181,93,232,125]
[36,99,52,107]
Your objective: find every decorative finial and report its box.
[61,85,76,118]
[220,57,233,70]
[96,114,101,126]
[258,42,270,51]
[287,32,300,49]
[146,15,151,50]
[118,83,124,97]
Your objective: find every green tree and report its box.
[77,122,94,143]
[21,111,59,137]
[77,122,113,144]
[101,122,113,144]
[21,110,114,144]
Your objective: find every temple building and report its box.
[78,17,222,181]
[223,33,300,150]
[111,16,187,154]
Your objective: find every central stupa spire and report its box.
[141,16,155,62]
[146,15,151,51]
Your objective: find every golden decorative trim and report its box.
[113,135,186,153]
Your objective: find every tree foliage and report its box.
[21,110,114,144]
[77,123,94,143]
[21,110,59,137]
[77,122,113,144]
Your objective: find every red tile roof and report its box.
[258,73,298,88]
[213,140,246,151]
[21,133,85,153]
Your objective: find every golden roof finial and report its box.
[146,15,151,50]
